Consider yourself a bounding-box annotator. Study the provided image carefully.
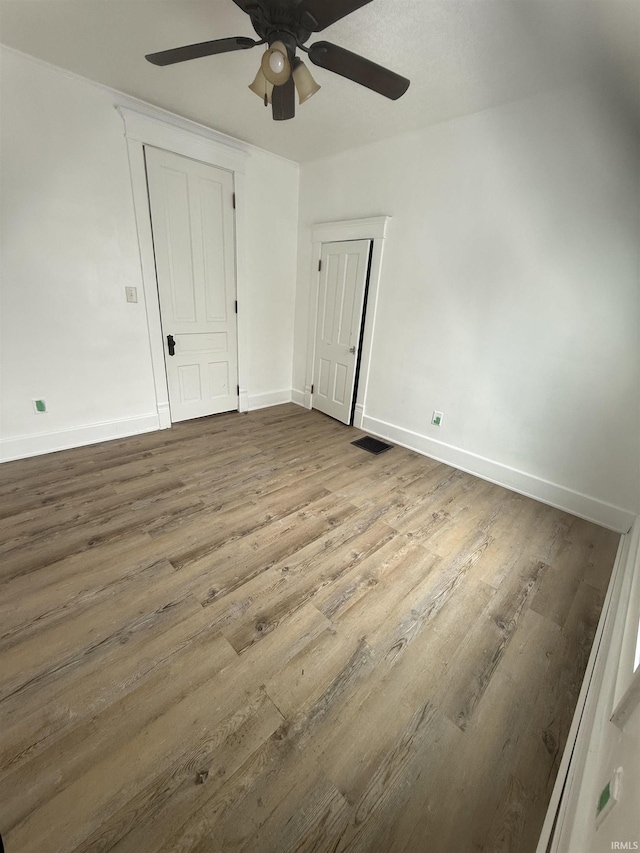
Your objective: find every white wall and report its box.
[294,86,640,530]
[242,147,299,410]
[0,47,299,460]
[0,48,158,455]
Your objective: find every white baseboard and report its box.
[247,389,292,411]
[361,414,635,534]
[291,388,309,408]
[0,412,161,463]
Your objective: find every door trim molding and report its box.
[117,105,249,426]
[305,216,390,426]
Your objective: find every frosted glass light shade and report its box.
[261,41,290,85]
[248,68,273,104]
[292,58,321,104]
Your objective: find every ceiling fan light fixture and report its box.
[248,68,274,104]
[261,41,291,86]
[145,1,411,123]
[292,57,320,104]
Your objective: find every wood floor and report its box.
[0,404,619,853]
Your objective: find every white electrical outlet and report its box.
[432,411,443,427]
[595,768,622,829]
[125,286,138,303]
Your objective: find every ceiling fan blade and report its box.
[146,36,257,66]
[272,76,295,121]
[308,41,410,100]
[300,0,373,32]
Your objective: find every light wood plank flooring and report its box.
[0,404,619,853]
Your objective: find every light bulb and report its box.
[269,51,285,75]
[261,41,291,85]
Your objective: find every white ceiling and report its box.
[0,0,638,162]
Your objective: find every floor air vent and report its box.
[351,436,393,455]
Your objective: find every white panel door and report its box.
[312,240,370,424]
[145,146,238,422]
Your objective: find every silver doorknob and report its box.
[349,346,356,354]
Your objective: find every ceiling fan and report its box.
[145,0,410,121]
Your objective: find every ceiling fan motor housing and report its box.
[245,1,314,47]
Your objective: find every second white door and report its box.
[312,239,371,425]
[145,146,238,422]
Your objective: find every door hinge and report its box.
[235,300,238,314]
[232,192,236,209]
[237,384,240,396]
[311,384,314,394]
[318,259,322,272]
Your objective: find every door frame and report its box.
[117,105,249,428]
[304,216,390,428]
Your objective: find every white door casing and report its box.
[145,146,238,422]
[304,217,390,428]
[312,239,370,424]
